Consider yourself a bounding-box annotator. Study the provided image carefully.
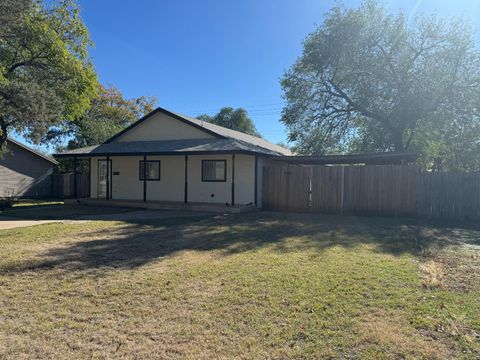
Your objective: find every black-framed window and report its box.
[139,161,160,181]
[202,160,226,182]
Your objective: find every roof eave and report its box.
[270,152,419,165]
[53,149,282,158]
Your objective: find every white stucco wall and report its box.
[89,154,258,205]
[186,154,231,204]
[144,156,184,201]
[115,112,213,142]
[233,154,255,205]
[111,156,143,200]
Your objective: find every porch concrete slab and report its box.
[77,198,258,213]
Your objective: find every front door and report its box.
[98,160,111,198]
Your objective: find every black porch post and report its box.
[254,155,258,207]
[106,156,110,200]
[143,155,147,202]
[231,154,235,206]
[184,155,188,203]
[73,156,77,199]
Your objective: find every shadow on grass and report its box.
[0,203,134,220]
[7,211,479,274]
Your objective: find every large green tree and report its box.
[0,0,98,153]
[66,85,157,149]
[281,0,480,169]
[198,107,262,137]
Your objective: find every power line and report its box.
[177,102,286,115]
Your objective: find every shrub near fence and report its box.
[262,165,480,219]
[52,173,89,198]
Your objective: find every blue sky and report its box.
[17,0,480,151]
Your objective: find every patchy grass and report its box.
[11,198,64,208]
[420,261,446,289]
[0,202,133,220]
[0,212,478,359]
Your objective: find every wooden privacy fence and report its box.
[262,165,480,219]
[52,173,89,198]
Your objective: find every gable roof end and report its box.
[104,107,226,144]
[7,138,58,165]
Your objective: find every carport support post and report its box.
[184,155,188,203]
[143,155,147,202]
[73,157,77,199]
[254,155,258,207]
[106,156,110,200]
[231,154,235,206]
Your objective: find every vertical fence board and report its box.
[52,173,89,198]
[262,164,480,219]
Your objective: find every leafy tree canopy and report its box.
[197,107,262,137]
[0,0,98,153]
[66,85,157,149]
[281,0,480,170]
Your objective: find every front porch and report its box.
[59,152,264,211]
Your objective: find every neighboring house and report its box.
[55,107,292,207]
[0,138,58,198]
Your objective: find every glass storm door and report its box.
[98,160,111,198]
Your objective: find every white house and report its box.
[56,107,292,208]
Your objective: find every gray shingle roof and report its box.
[168,110,292,156]
[56,107,292,157]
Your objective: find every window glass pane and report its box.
[140,161,160,180]
[203,161,214,181]
[215,161,225,180]
[147,162,159,179]
[202,160,225,181]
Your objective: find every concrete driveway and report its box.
[0,218,68,230]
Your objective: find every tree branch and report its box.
[323,78,394,130]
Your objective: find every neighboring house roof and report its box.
[7,138,58,165]
[56,107,292,157]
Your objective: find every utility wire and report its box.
[178,102,286,115]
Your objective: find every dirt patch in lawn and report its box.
[358,309,452,359]
[418,226,480,292]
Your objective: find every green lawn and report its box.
[0,211,478,359]
[10,198,65,208]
